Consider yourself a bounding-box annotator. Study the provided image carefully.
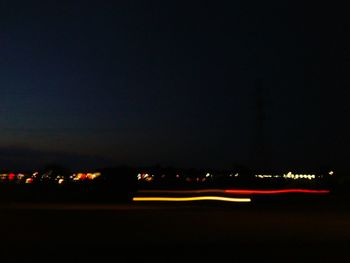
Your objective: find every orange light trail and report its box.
[133,196,251,203]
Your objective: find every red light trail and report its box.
[224,189,330,194]
[137,189,330,195]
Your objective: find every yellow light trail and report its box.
[133,196,251,203]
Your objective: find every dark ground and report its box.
[0,196,350,262]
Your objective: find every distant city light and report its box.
[255,172,318,180]
[17,174,25,180]
[72,172,101,182]
[137,173,155,182]
[8,173,15,181]
[25,178,33,184]
[283,172,316,180]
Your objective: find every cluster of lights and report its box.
[0,172,39,184]
[0,172,102,184]
[71,173,101,182]
[0,173,16,181]
[255,174,281,179]
[137,172,240,183]
[254,171,331,180]
[137,170,333,184]
[283,172,316,180]
[137,173,154,182]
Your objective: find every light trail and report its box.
[137,189,330,195]
[133,196,251,203]
[224,189,330,194]
[137,189,226,194]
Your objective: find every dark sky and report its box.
[0,1,349,171]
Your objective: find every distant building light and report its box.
[283,172,315,180]
[8,173,16,181]
[255,174,274,179]
[25,178,33,184]
[17,174,25,180]
[145,176,153,182]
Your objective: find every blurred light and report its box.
[138,189,226,194]
[224,189,330,194]
[138,188,330,195]
[145,176,153,182]
[58,179,64,184]
[17,174,25,180]
[255,172,318,180]
[137,173,153,181]
[25,178,33,184]
[8,173,15,181]
[133,196,251,203]
[72,172,101,181]
[329,171,334,176]
[86,172,101,180]
[283,172,316,180]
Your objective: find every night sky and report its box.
[0,1,349,171]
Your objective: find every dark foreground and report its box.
[1,198,350,262]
